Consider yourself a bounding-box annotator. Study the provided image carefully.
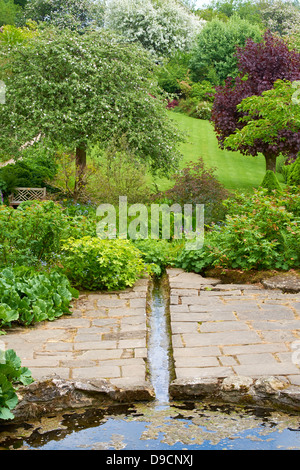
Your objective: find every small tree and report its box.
[104,0,203,57]
[211,31,300,173]
[224,80,300,170]
[0,28,183,188]
[189,15,262,84]
[23,0,105,32]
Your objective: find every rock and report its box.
[221,376,253,392]
[7,376,154,424]
[169,377,220,399]
[254,376,289,396]
[262,274,300,293]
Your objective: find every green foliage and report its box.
[23,0,105,32]
[0,28,183,176]
[261,170,282,192]
[0,349,33,421]
[189,15,262,84]
[0,266,78,330]
[176,189,300,272]
[91,138,152,205]
[287,156,300,186]
[189,81,216,103]
[155,157,230,226]
[224,80,300,152]
[0,0,22,27]
[0,22,38,47]
[133,239,183,276]
[157,53,192,95]
[0,201,68,267]
[0,146,58,197]
[60,237,147,290]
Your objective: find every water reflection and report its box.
[1,402,300,450]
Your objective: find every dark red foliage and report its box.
[211,31,300,163]
[166,99,179,109]
[153,157,230,225]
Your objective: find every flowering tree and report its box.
[211,31,300,173]
[0,28,183,186]
[24,0,105,32]
[258,0,300,36]
[104,0,204,57]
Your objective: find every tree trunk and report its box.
[74,145,87,200]
[264,153,277,173]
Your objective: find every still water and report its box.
[1,279,300,451]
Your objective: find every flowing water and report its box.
[1,278,300,451]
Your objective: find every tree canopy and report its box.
[23,0,105,32]
[189,15,262,84]
[104,0,203,57]
[211,31,300,172]
[224,80,300,163]
[0,28,183,176]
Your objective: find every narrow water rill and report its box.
[147,276,172,405]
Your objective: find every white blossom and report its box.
[104,0,204,57]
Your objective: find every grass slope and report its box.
[153,112,282,192]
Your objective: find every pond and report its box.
[0,401,300,450]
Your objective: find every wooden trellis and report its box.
[9,187,47,207]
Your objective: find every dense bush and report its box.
[0,200,104,267]
[60,237,147,290]
[287,156,300,186]
[154,157,230,226]
[0,201,68,267]
[0,267,79,330]
[157,52,192,95]
[176,189,300,272]
[0,148,58,198]
[0,349,33,421]
[133,239,183,276]
[261,170,282,193]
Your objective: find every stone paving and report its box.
[2,277,150,390]
[168,269,300,387]
[2,267,300,409]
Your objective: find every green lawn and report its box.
[152,112,283,193]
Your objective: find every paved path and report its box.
[168,269,300,386]
[2,268,300,403]
[2,278,149,389]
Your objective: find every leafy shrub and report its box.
[176,189,300,272]
[0,201,68,267]
[154,157,230,226]
[189,81,215,103]
[0,146,58,197]
[0,349,34,421]
[287,156,300,186]
[0,267,79,330]
[91,138,152,205]
[195,101,213,120]
[60,237,147,290]
[261,170,282,192]
[134,239,183,276]
[157,52,192,95]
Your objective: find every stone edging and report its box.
[169,375,300,412]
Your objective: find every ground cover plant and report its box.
[0,349,33,420]
[176,188,300,273]
[0,267,79,331]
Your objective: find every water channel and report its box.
[1,278,300,451]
